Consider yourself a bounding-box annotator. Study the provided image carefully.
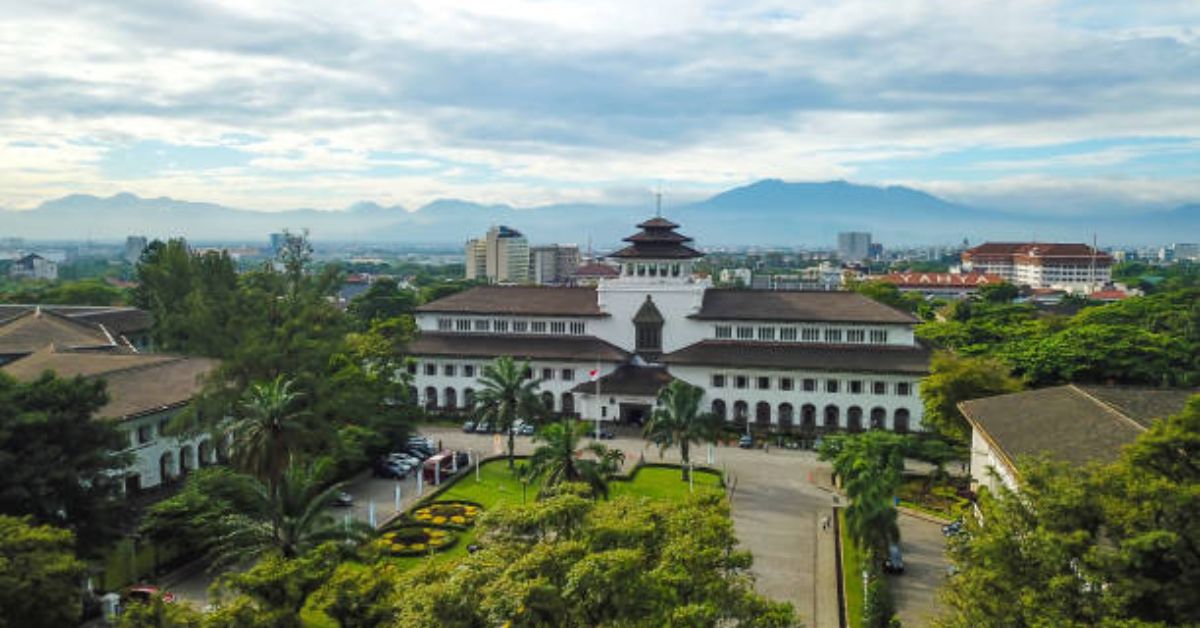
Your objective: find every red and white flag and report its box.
[589,369,599,381]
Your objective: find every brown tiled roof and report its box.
[0,308,118,357]
[1,347,217,421]
[691,289,919,324]
[416,286,605,317]
[963,242,1113,265]
[70,308,153,335]
[661,340,930,374]
[573,263,620,278]
[571,364,675,396]
[959,385,1197,473]
[407,332,628,362]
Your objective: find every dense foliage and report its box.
[940,396,1200,627]
[917,287,1200,387]
[0,515,87,628]
[920,351,1023,442]
[0,277,127,305]
[525,419,625,498]
[0,372,130,551]
[473,356,547,468]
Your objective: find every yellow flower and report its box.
[411,543,425,551]
[433,516,447,524]
[451,516,466,524]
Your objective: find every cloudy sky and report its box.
[1,0,1198,214]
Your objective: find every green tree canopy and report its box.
[0,516,87,628]
[645,380,722,480]
[474,356,547,468]
[920,351,1023,442]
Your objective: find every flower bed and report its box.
[378,526,458,556]
[410,500,483,528]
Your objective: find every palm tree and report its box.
[210,461,370,568]
[644,380,721,481]
[525,419,625,499]
[844,467,900,560]
[227,376,311,491]
[472,356,546,468]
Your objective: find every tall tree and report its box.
[921,351,1023,442]
[644,380,721,480]
[473,356,546,468]
[0,372,130,551]
[228,377,314,491]
[346,277,417,328]
[526,419,625,499]
[0,516,86,628]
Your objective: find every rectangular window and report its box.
[826,379,839,393]
[712,374,726,388]
[849,380,863,394]
[541,368,554,381]
[474,319,489,332]
[896,382,912,396]
[455,319,471,331]
[780,377,794,391]
[570,321,586,335]
[137,425,152,444]
[550,321,567,334]
[802,328,820,342]
[424,364,436,376]
[159,418,170,436]
[406,362,417,375]
[531,321,547,333]
[779,327,798,341]
[513,320,529,333]
[561,369,574,381]
[803,378,817,392]
[873,381,886,395]
[493,320,509,333]
[444,364,456,377]
[757,376,770,390]
[464,365,475,378]
[735,375,748,389]
[715,325,733,339]
[437,318,452,331]
[824,328,843,343]
[736,326,754,340]
[847,329,865,343]
[870,330,889,344]
[757,327,776,341]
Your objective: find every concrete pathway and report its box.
[892,514,949,627]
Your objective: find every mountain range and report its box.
[0,180,1195,248]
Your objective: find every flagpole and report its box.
[594,360,601,441]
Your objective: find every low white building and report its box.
[959,385,1195,494]
[8,253,58,281]
[408,217,929,434]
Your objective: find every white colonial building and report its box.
[409,217,929,433]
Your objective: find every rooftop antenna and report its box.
[655,185,662,218]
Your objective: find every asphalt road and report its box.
[891,514,950,627]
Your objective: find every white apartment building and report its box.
[410,217,928,433]
[961,242,1112,293]
[465,225,530,284]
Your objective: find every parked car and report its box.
[738,434,754,449]
[590,427,615,440]
[941,520,964,537]
[332,491,354,507]
[473,421,494,433]
[403,447,430,460]
[455,451,470,468]
[373,458,410,479]
[122,585,175,605]
[517,423,535,436]
[461,421,476,433]
[883,544,905,574]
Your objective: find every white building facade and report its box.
[961,242,1113,293]
[411,217,928,433]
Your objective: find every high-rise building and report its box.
[837,232,872,261]
[529,244,581,285]
[124,236,148,263]
[269,232,287,256]
[464,225,530,284]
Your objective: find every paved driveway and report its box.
[891,514,949,627]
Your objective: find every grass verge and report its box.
[839,509,865,628]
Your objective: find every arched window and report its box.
[463,388,475,408]
[541,391,555,413]
[198,440,212,466]
[561,392,575,416]
[733,401,749,425]
[778,403,795,431]
[424,386,438,410]
[870,407,886,430]
[755,401,771,427]
[712,399,727,420]
[894,408,910,433]
[824,405,840,430]
[847,406,863,432]
[159,451,176,484]
[443,388,457,410]
[801,404,817,431]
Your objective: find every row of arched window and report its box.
[710,399,910,432]
[424,386,577,416]
[154,438,220,487]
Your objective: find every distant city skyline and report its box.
[1,2,1198,216]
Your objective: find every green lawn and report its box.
[609,465,723,499]
[839,509,865,628]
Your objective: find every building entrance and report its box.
[619,403,652,425]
